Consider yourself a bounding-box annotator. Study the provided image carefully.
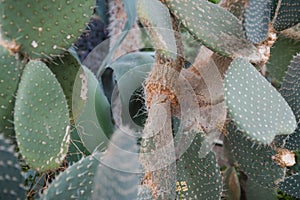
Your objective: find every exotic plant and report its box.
[0,0,299,199]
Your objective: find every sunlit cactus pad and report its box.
[0,0,94,59]
[0,134,25,200]
[224,58,296,144]
[14,61,70,171]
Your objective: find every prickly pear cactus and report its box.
[271,0,300,31]
[14,61,70,172]
[40,153,101,200]
[279,173,300,198]
[162,0,260,62]
[279,53,300,151]
[225,122,285,189]
[0,45,24,137]
[0,134,25,200]
[0,0,94,59]
[224,58,297,144]
[244,0,270,44]
[280,53,300,121]
[47,52,83,120]
[176,133,222,199]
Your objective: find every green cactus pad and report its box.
[272,0,300,31]
[225,122,285,189]
[14,60,70,172]
[224,58,297,144]
[47,52,82,120]
[244,0,270,43]
[245,179,277,200]
[163,0,260,62]
[280,53,300,121]
[176,133,222,199]
[0,134,25,200]
[0,46,24,137]
[0,0,94,59]
[74,66,114,153]
[40,153,101,200]
[137,0,177,59]
[279,53,300,150]
[267,35,300,85]
[93,127,141,200]
[283,124,300,151]
[279,173,300,198]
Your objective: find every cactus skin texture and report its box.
[224,58,297,144]
[280,53,300,121]
[245,179,277,200]
[40,153,100,200]
[162,0,260,62]
[176,133,222,199]
[271,0,300,31]
[225,122,285,189]
[14,60,70,172]
[279,173,300,198]
[244,0,270,44]
[0,45,24,138]
[267,36,300,85]
[280,53,300,151]
[0,0,94,59]
[0,134,25,200]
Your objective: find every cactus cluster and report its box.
[0,0,299,199]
